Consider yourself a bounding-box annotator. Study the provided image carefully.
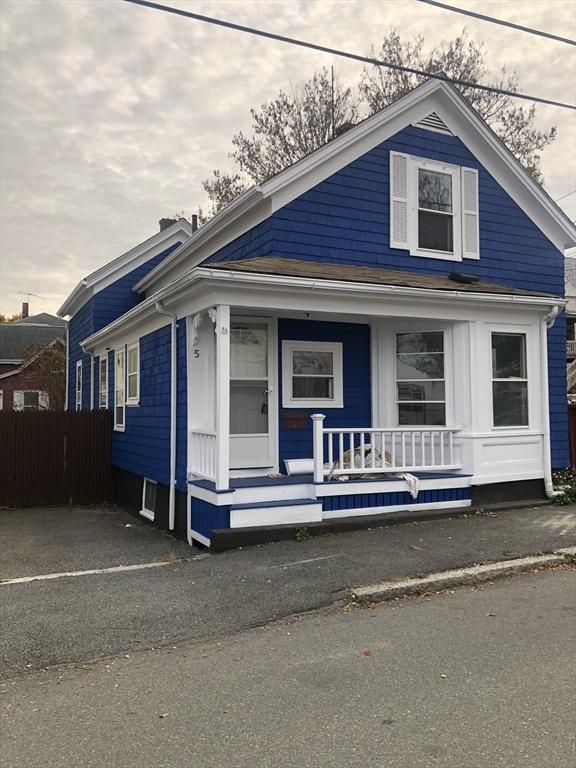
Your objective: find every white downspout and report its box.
[90,353,95,411]
[542,305,561,499]
[155,301,177,531]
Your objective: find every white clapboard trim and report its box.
[390,152,410,250]
[461,167,480,260]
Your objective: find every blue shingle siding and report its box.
[204,220,273,265]
[67,242,183,411]
[548,314,569,469]
[278,319,371,466]
[111,324,172,485]
[190,498,230,540]
[321,486,470,513]
[94,241,182,329]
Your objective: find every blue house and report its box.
[60,80,576,548]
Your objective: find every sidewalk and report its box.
[1,504,575,677]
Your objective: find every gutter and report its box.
[155,301,178,531]
[542,304,562,499]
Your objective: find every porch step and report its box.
[232,481,315,505]
[229,498,323,529]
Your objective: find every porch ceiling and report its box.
[207,257,557,299]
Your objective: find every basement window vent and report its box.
[140,478,157,522]
[413,112,453,135]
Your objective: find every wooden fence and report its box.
[0,410,112,508]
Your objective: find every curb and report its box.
[350,550,574,603]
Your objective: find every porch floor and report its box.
[191,471,471,492]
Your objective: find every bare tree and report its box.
[360,30,555,182]
[203,68,360,215]
[203,31,556,214]
[21,343,66,410]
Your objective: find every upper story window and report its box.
[99,356,108,409]
[390,152,479,262]
[14,390,49,411]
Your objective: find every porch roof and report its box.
[207,257,558,299]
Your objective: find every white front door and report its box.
[230,318,276,469]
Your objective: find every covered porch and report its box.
[181,257,555,545]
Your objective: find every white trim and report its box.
[322,498,470,519]
[126,341,140,406]
[316,475,470,497]
[188,484,236,506]
[58,219,193,318]
[282,340,343,408]
[75,360,82,411]
[230,502,323,528]
[215,305,230,490]
[140,478,157,521]
[189,529,211,547]
[65,331,69,411]
[0,391,3,410]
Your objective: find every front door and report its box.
[230,318,276,469]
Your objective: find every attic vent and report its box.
[413,112,453,135]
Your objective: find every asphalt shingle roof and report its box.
[0,315,66,362]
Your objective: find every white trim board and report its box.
[315,475,471,497]
[230,503,323,529]
[58,219,193,318]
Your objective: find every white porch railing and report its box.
[189,430,217,481]
[568,340,576,357]
[311,414,461,483]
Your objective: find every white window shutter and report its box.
[461,167,479,259]
[390,152,410,250]
[39,391,50,410]
[13,391,24,411]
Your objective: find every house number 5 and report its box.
[194,349,200,358]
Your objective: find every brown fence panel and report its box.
[0,411,111,508]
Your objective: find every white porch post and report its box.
[311,413,326,483]
[214,304,230,491]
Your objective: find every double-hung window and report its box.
[126,342,139,406]
[75,360,82,411]
[491,333,528,427]
[115,349,125,430]
[396,332,446,425]
[14,390,49,411]
[390,152,479,261]
[99,356,108,409]
[282,341,343,408]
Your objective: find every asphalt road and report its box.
[2,569,575,768]
[1,504,576,677]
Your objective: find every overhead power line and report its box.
[555,190,576,203]
[124,0,576,111]
[416,0,576,46]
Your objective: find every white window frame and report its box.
[140,477,157,521]
[99,355,108,409]
[0,391,3,410]
[114,348,126,432]
[14,390,49,411]
[126,341,140,406]
[411,157,462,261]
[490,331,529,430]
[282,340,343,409]
[395,330,446,427]
[75,360,82,411]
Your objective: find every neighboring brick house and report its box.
[0,312,67,411]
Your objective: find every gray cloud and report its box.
[1,0,575,316]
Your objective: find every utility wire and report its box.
[416,0,576,47]
[555,190,576,203]
[124,0,576,111]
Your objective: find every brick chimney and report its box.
[159,217,177,232]
[21,302,29,319]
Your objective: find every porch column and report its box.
[214,304,230,491]
[311,413,326,483]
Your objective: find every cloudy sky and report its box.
[1,0,575,317]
